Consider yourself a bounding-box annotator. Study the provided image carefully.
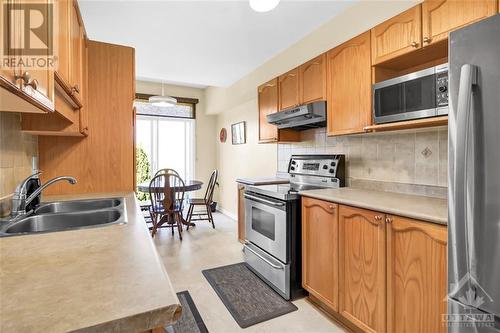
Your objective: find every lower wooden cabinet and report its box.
[237,183,245,243]
[302,197,338,311]
[339,205,386,333]
[386,214,447,333]
[301,198,448,333]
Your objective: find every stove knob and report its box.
[291,160,297,165]
[330,161,336,167]
[438,85,447,93]
[290,166,295,171]
[323,165,328,170]
[329,169,335,174]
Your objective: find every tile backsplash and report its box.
[0,113,38,215]
[278,126,448,198]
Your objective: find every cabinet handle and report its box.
[15,72,37,90]
[385,217,393,224]
[374,215,383,221]
[423,37,431,44]
[71,84,80,94]
[411,41,418,48]
[328,205,335,210]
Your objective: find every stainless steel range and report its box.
[243,155,345,300]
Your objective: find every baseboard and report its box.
[216,206,237,221]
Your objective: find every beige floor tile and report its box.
[153,213,345,333]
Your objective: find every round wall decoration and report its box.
[219,128,227,143]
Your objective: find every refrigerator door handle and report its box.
[454,64,478,288]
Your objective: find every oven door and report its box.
[244,191,288,263]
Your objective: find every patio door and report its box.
[136,115,195,181]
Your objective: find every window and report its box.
[134,94,198,183]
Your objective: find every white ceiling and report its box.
[79,0,355,88]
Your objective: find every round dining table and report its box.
[137,180,204,227]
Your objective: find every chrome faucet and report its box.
[11,173,77,216]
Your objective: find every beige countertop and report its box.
[299,188,447,225]
[0,192,181,333]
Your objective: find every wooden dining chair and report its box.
[155,168,179,177]
[185,170,218,229]
[148,173,186,240]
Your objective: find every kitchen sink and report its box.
[0,197,127,237]
[35,198,122,214]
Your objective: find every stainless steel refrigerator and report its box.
[448,14,500,333]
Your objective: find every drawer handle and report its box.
[423,37,431,44]
[71,84,80,94]
[328,204,335,210]
[385,217,393,223]
[374,215,383,221]
[411,41,418,48]
[243,242,284,270]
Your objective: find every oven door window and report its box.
[403,74,436,112]
[374,84,403,117]
[251,207,275,241]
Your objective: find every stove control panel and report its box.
[288,155,345,186]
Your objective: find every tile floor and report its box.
[153,212,345,333]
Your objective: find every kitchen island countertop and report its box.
[0,192,181,333]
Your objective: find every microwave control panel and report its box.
[436,69,449,107]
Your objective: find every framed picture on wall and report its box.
[231,121,246,145]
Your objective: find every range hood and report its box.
[266,101,326,130]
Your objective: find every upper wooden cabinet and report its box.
[327,32,371,136]
[422,0,498,46]
[339,204,386,333]
[278,68,299,111]
[69,0,83,103]
[258,78,279,142]
[371,5,422,65]
[258,78,300,143]
[386,215,447,333]
[57,0,71,87]
[302,197,338,312]
[299,54,327,104]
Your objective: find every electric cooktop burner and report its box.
[245,154,346,201]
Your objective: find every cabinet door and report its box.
[19,0,54,109]
[56,0,71,86]
[278,68,299,111]
[237,184,245,243]
[0,0,21,85]
[258,78,279,142]
[79,34,88,134]
[302,197,338,311]
[371,5,422,65]
[326,32,371,136]
[299,54,326,104]
[422,0,498,46]
[386,215,447,333]
[339,205,386,333]
[69,0,82,102]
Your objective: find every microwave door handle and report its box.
[454,64,477,284]
[243,242,284,270]
[244,193,285,207]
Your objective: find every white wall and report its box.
[135,81,217,196]
[208,1,420,216]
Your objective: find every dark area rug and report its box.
[166,290,208,333]
[202,262,298,328]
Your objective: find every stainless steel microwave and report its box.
[373,64,448,124]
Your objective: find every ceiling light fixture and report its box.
[249,0,280,13]
[149,81,177,107]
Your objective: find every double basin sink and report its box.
[0,197,127,237]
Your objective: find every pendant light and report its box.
[249,0,280,12]
[149,81,177,107]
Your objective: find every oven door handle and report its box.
[243,242,284,270]
[244,193,285,207]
